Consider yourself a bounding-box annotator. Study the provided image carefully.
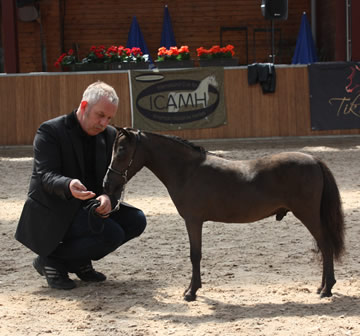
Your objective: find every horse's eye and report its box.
[116,146,125,154]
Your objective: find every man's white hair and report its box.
[82,81,119,107]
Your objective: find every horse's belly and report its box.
[204,200,282,223]
[176,188,285,223]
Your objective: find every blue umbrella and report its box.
[292,12,318,64]
[126,16,153,63]
[160,5,176,49]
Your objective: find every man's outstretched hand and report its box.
[69,179,96,200]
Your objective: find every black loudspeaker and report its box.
[17,0,39,22]
[16,0,36,8]
[261,0,288,20]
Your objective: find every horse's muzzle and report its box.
[103,180,110,194]
[103,172,124,202]
[102,173,112,195]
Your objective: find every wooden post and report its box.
[1,0,19,73]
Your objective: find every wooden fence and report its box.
[0,66,359,146]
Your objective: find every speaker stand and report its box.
[270,19,275,63]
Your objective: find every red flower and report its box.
[210,45,221,54]
[158,47,167,56]
[131,47,143,57]
[54,50,76,68]
[225,44,235,56]
[169,47,179,56]
[178,46,189,54]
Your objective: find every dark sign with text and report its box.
[129,67,226,131]
[309,62,360,130]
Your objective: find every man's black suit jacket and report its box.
[15,111,116,256]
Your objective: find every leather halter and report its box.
[103,130,141,215]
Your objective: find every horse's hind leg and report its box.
[317,245,336,297]
[293,210,336,298]
[184,219,203,301]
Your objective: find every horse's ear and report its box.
[112,126,133,139]
[112,125,127,135]
[120,127,132,139]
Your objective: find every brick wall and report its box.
[14,0,312,73]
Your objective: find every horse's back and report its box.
[197,151,321,189]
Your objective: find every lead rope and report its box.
[84,199,105,234]
[85,192,125,234]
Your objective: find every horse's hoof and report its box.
[184,292,196,302]
[320,290,332,298]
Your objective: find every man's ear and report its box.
[80,100,88,112]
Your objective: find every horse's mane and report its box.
[146,131,207,155]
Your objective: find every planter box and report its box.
[61,64,76,72]
[73,63,110,71]
[61,62,150,72]
[155,60,194,69]
[109,62,150,70]
[199,58,239,67]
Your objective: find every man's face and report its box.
[79,97,117,136]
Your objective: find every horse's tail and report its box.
[317,158,345,261]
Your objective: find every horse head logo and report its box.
[345,65,360,93]
[206,75,218,88]
[167,75,219,113]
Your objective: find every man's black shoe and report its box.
[33,256,76,290]
[75,263,107,282]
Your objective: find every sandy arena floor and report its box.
[0,136,359,336]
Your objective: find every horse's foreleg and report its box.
[184,219,203,301]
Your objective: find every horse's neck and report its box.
[142,134,201,189]
[198,80,209,91]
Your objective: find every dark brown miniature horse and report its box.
[103,128,345,301]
